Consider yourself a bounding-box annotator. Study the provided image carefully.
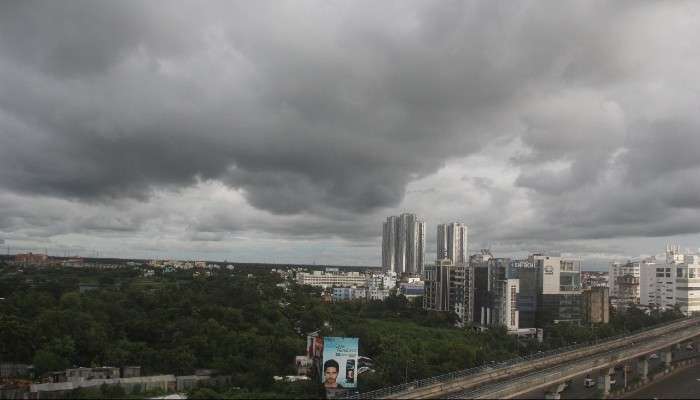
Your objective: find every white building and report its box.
[675,254,700,315]
[640,245,700,315]
[499,278,520,331]
[367,271,397,289]
[331,285,390,302]
[382,213,426,275]
[296,270,368,289]
[639,258,660,307]
[437,223,468,265]
[367,286,391,301]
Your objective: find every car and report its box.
[609,376,616,386]
[686,344,694,350]
[584,377,596,388]
[649,353,659,359]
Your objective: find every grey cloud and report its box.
[1,0,700,261]
[0,1,196,78]
[0,1,638,213]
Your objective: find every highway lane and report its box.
[625,363,700,399]
[448,327,700,399]
[515,346,697,399]
[360,318,700,400]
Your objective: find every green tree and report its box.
[33,336,76,375]
[189,387,220,399]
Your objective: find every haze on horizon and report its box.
[2,1,700,268]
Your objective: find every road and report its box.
[626,364,700,399]
[515,346,697,399]
[359,318,700,400]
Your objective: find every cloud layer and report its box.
[2,1,700,264]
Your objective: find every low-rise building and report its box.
[31,375,176,398]
[0,363,30,378]
[121,366,141,378]
[66,367,120,381]
[332,286,367,301]
[14,253,50,265]
[297,270,368,289]
[399,281,424,298]
[367,286,391,301]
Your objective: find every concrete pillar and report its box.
[597,367,614,395]
[662,349,673,369]
[544,383,567,400]
[637,357,649,383]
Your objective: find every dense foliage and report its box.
[1,266,310,385]
[541,305,684,350]
[0,262,685,398]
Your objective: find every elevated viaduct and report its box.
[350,317,700,399]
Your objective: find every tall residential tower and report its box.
[382,213,426,275]
[437,222,467,265]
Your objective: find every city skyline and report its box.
[2,2,700,266]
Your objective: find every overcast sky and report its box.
[2,1,700,267]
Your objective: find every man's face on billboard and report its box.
[324,366,338,385]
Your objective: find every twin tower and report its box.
[382,213,467,275]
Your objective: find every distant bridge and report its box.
[350,317,700,399]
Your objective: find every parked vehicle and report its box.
[649,353,659,359]
[686,343,694,350]
[584,376,596,388]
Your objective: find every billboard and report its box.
[321,337,359,389]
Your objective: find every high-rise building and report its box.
[437,223,468,265]
[471,249,493,326]
[508,253,582,327]
[423,259,473,326]
[471,251,519,331]
[382,213,426,275]
[639,245,700,315]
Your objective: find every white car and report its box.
[686,344,694,350]
[649,353,659,359]
[584,378,596,388]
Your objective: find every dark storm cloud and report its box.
[1,0,700,256]
[0,1,634,211]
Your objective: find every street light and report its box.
[404,358,414,384]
